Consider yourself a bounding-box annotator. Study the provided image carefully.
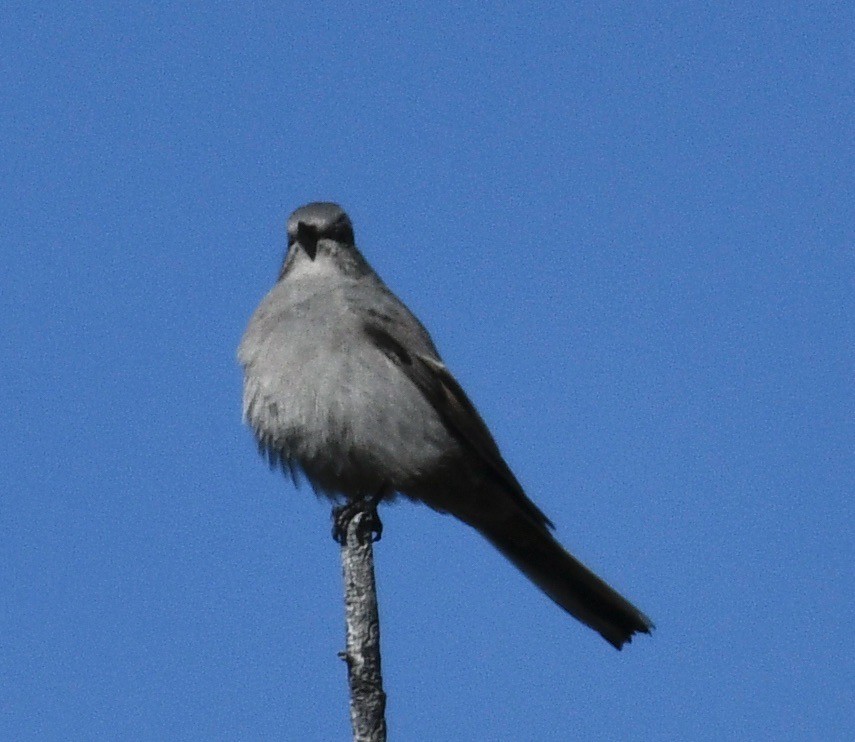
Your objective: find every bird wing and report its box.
[363,322,554,531]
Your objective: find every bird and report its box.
[238,202,653,649]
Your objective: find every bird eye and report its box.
[328,220,354,243]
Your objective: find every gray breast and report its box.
[239,276,454,498]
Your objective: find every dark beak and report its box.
[296,221,319,260]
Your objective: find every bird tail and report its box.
[473,507,653,649]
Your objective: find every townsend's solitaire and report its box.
[238,202,653,648]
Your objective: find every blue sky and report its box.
[2,3,852,740]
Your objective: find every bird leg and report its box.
[332,490,384,544]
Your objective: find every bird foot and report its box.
[332,494,383,545]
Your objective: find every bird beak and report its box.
[296,222,319,260]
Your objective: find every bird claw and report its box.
[332,496,383,544]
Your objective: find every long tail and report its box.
[471,506,653,649]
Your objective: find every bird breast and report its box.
[240,281,453,497]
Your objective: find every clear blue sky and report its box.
[2,3,852,740]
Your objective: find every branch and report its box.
[339,510,387,742]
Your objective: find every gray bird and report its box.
[238,202,653,649]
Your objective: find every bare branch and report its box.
[339,510,387,742]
